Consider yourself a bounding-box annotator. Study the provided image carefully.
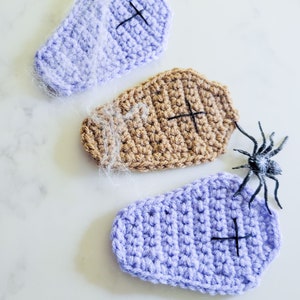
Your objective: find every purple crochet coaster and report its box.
[111,172,280,295]
[34,0,172,97]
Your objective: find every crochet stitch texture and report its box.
[81,68,239,171]
[111,172,280,295]
[34,0,171,96]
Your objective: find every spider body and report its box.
[248,155,282,175]
[233,122,288,214]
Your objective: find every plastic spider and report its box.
[233,121,288,214]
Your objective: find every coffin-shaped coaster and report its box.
[111,172,280,295]
[81,68,239,171]
[34,0,172,96]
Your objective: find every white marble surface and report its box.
[1,0,300,299]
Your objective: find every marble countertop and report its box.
[1,0,300,299]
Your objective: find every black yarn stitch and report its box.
[116,1,149,30]
[211,218,251,257]
[168,98,205,134]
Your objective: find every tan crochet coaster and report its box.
[81,68,239,171]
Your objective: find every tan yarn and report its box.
[81,68,239,172]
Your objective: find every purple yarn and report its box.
[111,172,280,295]
[34,0,172,97]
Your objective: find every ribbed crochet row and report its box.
[81,68,239,171]
[111,172,280,295]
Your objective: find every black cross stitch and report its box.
[116,1,149,30]
[211,218,251,257]
[167,98,205,134]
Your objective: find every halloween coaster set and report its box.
[34,0,288,296]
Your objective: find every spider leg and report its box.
[233,170,253,197]
[233,149,251,157]
[262,132,275,154]
[234,122,258,154]
[269,136,288,157]
[266,174,283,209]
[249,176,263,208]
[262,176,272,215]
[232,164,249,170]
[257,121,267,153]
